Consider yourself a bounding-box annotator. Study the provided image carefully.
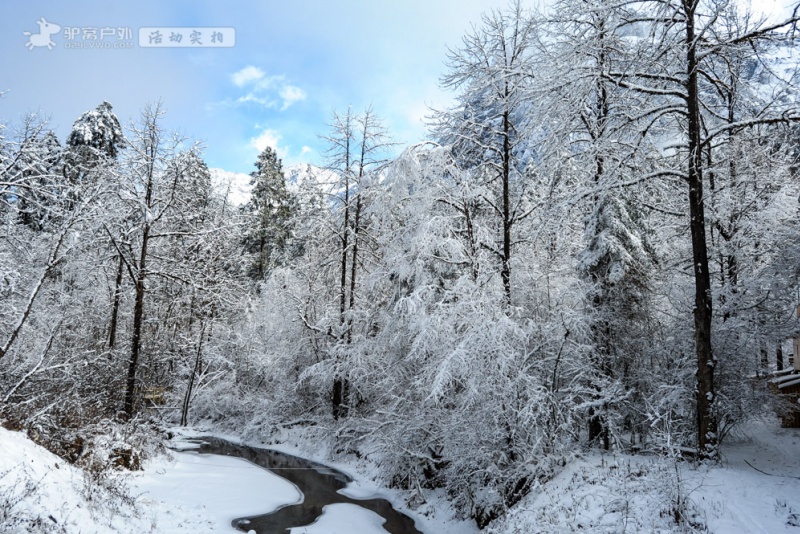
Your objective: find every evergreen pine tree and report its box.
[64,101,125,184]
[242,146,294,280]
[15,130,64,231]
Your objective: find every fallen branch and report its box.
[743,459,800,480]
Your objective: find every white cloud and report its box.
[231,65,265,87]
[279,85,307,110]
[254,75,282,90]
[236,93,276,107]
[228,67,306,111]
[250,128,287,159]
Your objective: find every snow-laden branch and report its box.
[0,211,79,360]
[702,114,800,147]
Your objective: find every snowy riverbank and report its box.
[2,420,799,533]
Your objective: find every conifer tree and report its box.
[64,101,125,184]
[242,146,295,280]
[14,129,63,231]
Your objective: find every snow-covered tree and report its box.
[433,0,538,305]
[531,0,662,449]
[13,130,64,231]
[65,101,125,164]
[317,106,391,419]
[599,0,800,456]
[241,146,294,280]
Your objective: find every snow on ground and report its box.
[688,421,800,533]
[3,419,799,533]
[490,418,800,534]
[0,426,139,533]
[130,448,301,533]
[489,452,685,533]
[0,425,429,534]
[0,427,300,533]
[289,504,388,533]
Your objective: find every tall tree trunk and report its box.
[123,135,156,420]
[108,253,124,348]
[463,196,479,282]
[339,167,351,328]
[181,321,206,426]
[333,149,351,421]
[588,26,611,451]
[347,192,362,344]
[334,191,364,418]
[684,0,717,457]
[257,232,266,280]
[124,223,149,419]
[501,108,512,306]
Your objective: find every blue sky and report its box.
[1,0,517,174]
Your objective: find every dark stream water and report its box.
[184,437,423,534]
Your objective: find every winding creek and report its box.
[182,437,423,534]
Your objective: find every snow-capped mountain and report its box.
[209,168,252,206]
[210,164,340,207]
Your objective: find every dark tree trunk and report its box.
[346,192,362,344]
[181,322,206,427]
[337,169,364,419]
[501,108,512,306]
[587,25,611,451]
[123,136,156,420]
[464,197,479,282]
[333,142,351,420]
[339,166,351,329]
[123,224,149,419]
[684,0,717,457]
[257,231,266,280]
[332,377,349,421]
[588,407,609,449]
[588,301,612,451]
[108,253,124,348]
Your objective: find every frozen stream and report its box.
[183,437,423,534]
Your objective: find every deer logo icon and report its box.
[23,18,61,50]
